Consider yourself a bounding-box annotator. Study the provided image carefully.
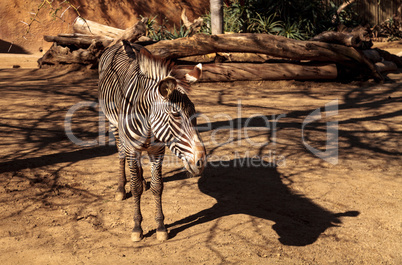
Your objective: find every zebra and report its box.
[98,40,206,241]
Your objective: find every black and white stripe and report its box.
[98,40,205,241]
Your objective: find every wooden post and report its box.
[210,0,224,34]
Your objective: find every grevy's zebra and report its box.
[98,40,206,241]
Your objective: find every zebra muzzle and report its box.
[182,146,206,176]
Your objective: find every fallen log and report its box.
[178,52,278,63]
[43,33,152,51]
[39,19,147,68]
[175,62,337,82]
[72,17,151,44]
[38,45,96,66]
[375,48,402,68]
[44,34,113,49]
[146,33,361,62]
[310,31,361,47]
[146,33,383,81]
[107,17,148,46]
[38,40,105,67]
[42,19,386,81]
[71,19,378,77]
[362,49,382,63]
[73,17,123,38]
[375,61,398,73]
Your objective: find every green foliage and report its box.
[247,13,282,34]
[199,2,248,34]
[144,16,167,41]
[199,12,211,34]
[144,16,191,41]
[327,1,362,29]
[249,0,330,39]
[167,23,191,39]
[224,0,255,33]
[200,0,365,40]
[278,21,307,40]
[145,0,399,41]
[375,17,402,41]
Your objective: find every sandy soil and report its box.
[0,59,401,264]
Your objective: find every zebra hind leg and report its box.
[111,126,127,201]
[149,151,168,241]
[128,152,144,242]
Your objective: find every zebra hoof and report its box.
[156,231,168,241]
[131,231,143,242]
[115,192,126,201]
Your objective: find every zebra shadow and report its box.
[165,158,359,246]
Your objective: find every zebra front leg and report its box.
[128,152,144,242]
[115,157,126,201]
[149,149,168,241]
[111,125,127,201]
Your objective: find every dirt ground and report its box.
[0,52,401,264]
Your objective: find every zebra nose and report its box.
[192,134,206,174]
[196,159,203,168]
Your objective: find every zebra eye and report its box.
[171,111,181,118]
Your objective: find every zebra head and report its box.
[150,64,206,176]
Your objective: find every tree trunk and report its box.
[210,0,224,34]
[175,62,337,82]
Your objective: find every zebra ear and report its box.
[185,63,202,83]
[159,77,177,98]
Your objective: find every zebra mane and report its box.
[137,48,174,81]
[122,41,190,94]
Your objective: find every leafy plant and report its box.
[224,0,254,33]
[278,21,307,40]
[376,17,402,41]
[201,0,333,39]
[224,2,244,33]
[144,16,192,41]
[247,13,282,34]
[200,12,211,34]
[151,0,366,41]
[330,0,362,28]
[143,16,159,39]
[201,0,259,34]
[165,23,191,39]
